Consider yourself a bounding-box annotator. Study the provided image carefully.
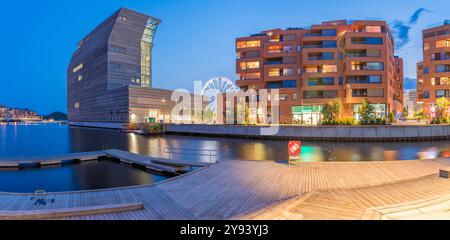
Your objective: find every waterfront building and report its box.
[67,8,176,128]
[417,20,450,119]
[404,89,417,118]
[235,20,404,124]
[0,105,7,121]
[0,105,42,122]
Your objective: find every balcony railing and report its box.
[347,53,368,58]
[265,61,283,65]
[303,44,324,49]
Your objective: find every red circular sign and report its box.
[288,141,302,157]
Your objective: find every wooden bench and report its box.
[0,202,144,220]
[440,169,450,179]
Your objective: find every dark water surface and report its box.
[1,123,449,193]
[1,123,449,162]
[0,160,168,193]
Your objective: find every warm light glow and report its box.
[240,61,260,70]
[365,25,382,33]
[73,63,83,73]
[322,65,337,73]
[237,40,261,49]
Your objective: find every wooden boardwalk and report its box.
[241,174,450,220]
[1,154,450,220]
[0,151,106,168]
[157,158,450,219]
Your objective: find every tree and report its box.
[358,99,375,125]
[433,97,450,124]
[402,107,409,120]
[321,98,342,125]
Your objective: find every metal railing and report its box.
[164,147,219,165]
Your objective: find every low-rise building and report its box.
[0,106,42,121]
[404,89,417,118]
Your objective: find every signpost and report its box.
[288,141,302,166]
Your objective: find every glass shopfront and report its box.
[292,105,323,125]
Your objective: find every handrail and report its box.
[164,147,219,165]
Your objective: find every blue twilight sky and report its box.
[0,0,448,114]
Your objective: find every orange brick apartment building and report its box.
[236,20,404,124]
[417,21,450,119]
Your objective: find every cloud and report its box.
[392,8,430,50]
[409,8,430,24]
[392,21,411,49]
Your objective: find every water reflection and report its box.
[0,161,167,193]
[0,124,449,162]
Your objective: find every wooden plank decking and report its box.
[157,158,450,220]
[0,202,144,220]
[0,151,106,168]
[104,149,190,174]
[1,153,450,220]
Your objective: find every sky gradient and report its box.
[1,0,449,114]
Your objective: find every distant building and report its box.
[0,105,7,121]
[235,20,404,124]
[0,105,42,122]
[403,89,417,118]
[67,8,176,128]
[417,21,450,119]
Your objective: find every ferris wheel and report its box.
[201,77,240,113]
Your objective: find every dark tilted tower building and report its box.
[67,7,174,128]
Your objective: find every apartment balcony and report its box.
[431,53,450,61]
[303,39,338,49]
[236,78,262,87]
[265,61,283,65]
[303,29,337,39]
[303,44,333,49]
[264,57,297,66]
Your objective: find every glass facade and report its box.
[267,80,297,89]
[308,77,335,86]
[141,18,159,87]
[292,105,324,125]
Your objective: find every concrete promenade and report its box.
[166,124,450,141]
[1,155,450,219]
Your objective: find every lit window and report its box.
[73,63,83,73]
[240,72,260,80]
[365,26,382,33]
[237,40,261,49]
[424,42,430,51]
[322,65,337,73]
[305,67,318,73]
[240,61,260,70]
[436,39,450,48]
[74,102,80,109]
[268,69,281,77]
[268,45,283,53]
